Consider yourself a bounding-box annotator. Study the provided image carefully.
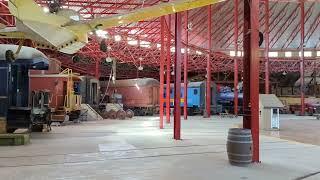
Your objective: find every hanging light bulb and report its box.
[282,71,287,76]
[138,57,143,71]
[105,57,113,63]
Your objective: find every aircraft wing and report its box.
[8,0,70,26]
[66,0,224,33]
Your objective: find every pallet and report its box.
[0,119,6,134]
[0,133,30,146]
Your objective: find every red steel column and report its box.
[264,0,270,94]
[250,0,260,163]
[174,12,182,140]
[243,0,260,163]
[166,15,171,124]
[159,16,165,129]
[183,11,188,120]
[233,0,239,115]
[243,0,251,131]
[300,0,305,115]
[205,5,212,118]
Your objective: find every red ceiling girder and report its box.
[0,0,319,78]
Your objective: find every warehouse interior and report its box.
[0,0,320,179]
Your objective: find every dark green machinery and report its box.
[30,91,52,132]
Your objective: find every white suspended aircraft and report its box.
[0,0,224,60]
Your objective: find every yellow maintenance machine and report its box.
[48,68,82,122]
[60,68,82,120]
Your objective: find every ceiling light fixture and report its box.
[95,29,108,38]
[43,7,50,13]
[114,35,121,41]
[138,57,143,71]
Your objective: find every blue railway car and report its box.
[164,81,221,115]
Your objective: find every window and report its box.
[299,51,313,57]
[268,52,278,57]
[194,89,198,95]
[304,51,312,57]
[285,51,292,57]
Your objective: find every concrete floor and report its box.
[0,115,319,180]
[263,115,320,146]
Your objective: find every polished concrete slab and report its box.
[0,115,319,180]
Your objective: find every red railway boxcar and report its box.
[29,73,82,121]
[101,78,159,116]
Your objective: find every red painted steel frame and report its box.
[183,11,188,120]
[205,5,212,118]
[174,12,182,140]
[166,15,171,124]
[1,0,319,80]
[265,0,270,94]
[300,0,305,115]
[233,0,239,115]
[243,0,251,132]
[159,16,165,129]
[250,0,260,163]
[243,0,260,163]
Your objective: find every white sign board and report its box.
[271,108,280,129]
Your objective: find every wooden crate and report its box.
[0,118,6,134]
[292,87,300,95]
[281,87,293,96]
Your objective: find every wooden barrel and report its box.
[227,128,252,166]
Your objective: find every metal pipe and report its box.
[205,5,212,118]
[300,0,305,115]
[159,16,165,129]
[174,12,182,140]
[183,11,188,120]
[234,0,239,115]
[265,0,270,94]
[95,58,100,79]
[166,15,171,124]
